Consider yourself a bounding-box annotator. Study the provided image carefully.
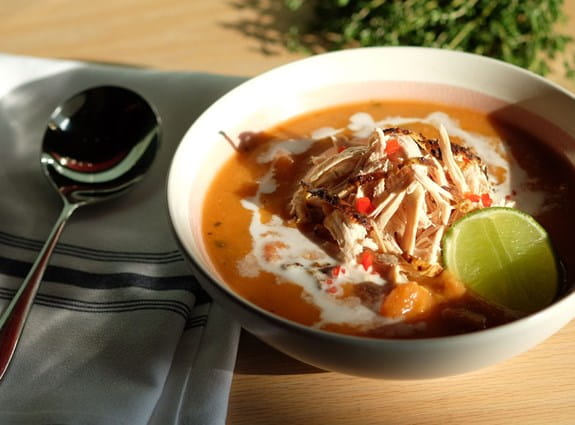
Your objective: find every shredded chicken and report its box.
[290,125,504,284]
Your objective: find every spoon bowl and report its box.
[0,85,160,380]
[42,86,160,204]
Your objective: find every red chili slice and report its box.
[464,193,481,203]
[385,138,401,156]
[355,197,374,215]
[481,193,493,207]
[359,250,374,271]
[331,265,344,277]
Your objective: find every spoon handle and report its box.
[0,203,77,381]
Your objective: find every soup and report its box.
[202,100,575,338]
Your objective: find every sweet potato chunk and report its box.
[380,282,434,320]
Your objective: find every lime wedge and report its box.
[442,207,559,314]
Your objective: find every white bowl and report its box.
[167,47,575,379]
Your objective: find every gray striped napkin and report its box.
[0,54,243,425]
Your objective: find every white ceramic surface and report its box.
[167,47,575,379]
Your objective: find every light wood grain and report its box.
[232,326,575,425]
[1,1,574,424]
[0,0,308,77]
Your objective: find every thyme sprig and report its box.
[284,0,575,80]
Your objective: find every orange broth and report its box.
[202,99,575,338]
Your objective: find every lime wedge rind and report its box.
[442,207,559,314]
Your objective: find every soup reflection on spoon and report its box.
[0,86,161,380]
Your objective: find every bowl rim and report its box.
[185,45,575,121]
[167,46,575,347]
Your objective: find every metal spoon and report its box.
[0,86,161,380]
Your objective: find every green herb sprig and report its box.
[284,0,575,80]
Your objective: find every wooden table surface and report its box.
[2,1,575,424]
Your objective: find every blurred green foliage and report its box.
[284,0,575,79]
